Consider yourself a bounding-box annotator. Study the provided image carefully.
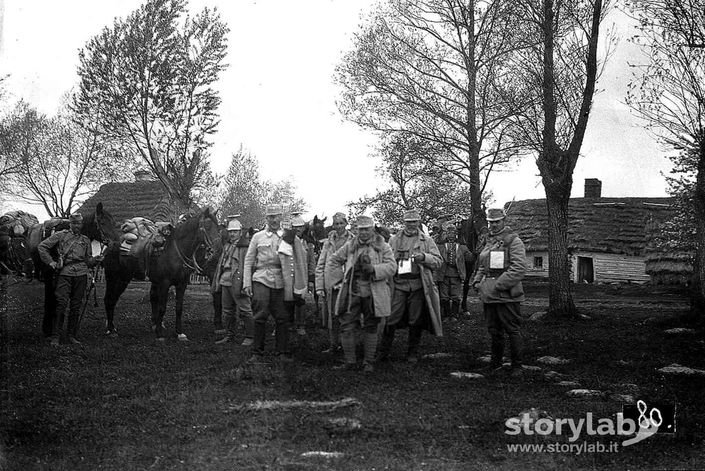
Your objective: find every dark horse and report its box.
[26,203,119,337]
[103,207,220,340]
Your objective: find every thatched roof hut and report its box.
[504,189,690,283]
[506,197,673,256]
[77,170,178,226]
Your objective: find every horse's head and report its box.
[195,207,222,261]
[82,202,120,246]
[311,215,328,241]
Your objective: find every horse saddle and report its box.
[120,218,173,258]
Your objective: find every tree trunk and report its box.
[544,182,577,317]
[692,142,705,316]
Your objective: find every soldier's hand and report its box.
[50,262,57,270]
[243,286,253,298]
[308,281,315,293]
[361,263,375,275]
[316,289,326,298]
[412,253,425,263]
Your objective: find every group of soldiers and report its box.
[210,204,528,376]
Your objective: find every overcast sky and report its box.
[0,0,672,221]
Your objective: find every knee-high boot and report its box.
[275,319,289,355]
[341,330,357,365]
[491,334,504,368]
[253,321,266,354]
[377,325,395,361]
[363,331,378,368]
[509,332,523,368]
[407,325,423,360]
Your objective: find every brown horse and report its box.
[103,207,220,340]
[26,203,119,337]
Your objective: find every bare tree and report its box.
[336,0,527,235]
[0,102,35,185]
[73,0,228,211]
[4,103,130,218]
[625,0,705,314]
[506,0,612,316]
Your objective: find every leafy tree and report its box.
[218,148,306,230]
[625,0,705,314]
[336,0,527,236]
[506,0,612,316]
[73,0,228,211]
[348,133,481,227]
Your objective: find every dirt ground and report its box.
[1,276,704,470]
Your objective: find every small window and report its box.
[533,256,543,269]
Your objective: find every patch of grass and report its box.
[1,278,704,470]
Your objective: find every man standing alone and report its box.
[472,208,527,376]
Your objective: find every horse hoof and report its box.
[177,334,189,342]
[104,329,118,337]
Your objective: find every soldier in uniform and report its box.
[38,213,102,345]
[472,207,527,376]
[213,217,254,346]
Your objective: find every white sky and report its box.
[0,0,671,221]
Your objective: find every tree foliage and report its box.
[218,148,306,230]
[348,133,482,227]
[73,0,228,210]
[336,0,526,226]
[625,0,705,313]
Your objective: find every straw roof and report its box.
[506,197,674,256]
[77,180,174,226]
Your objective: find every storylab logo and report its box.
[505,400,675,451]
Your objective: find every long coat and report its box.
[328,233,397,318]
[210,235,250,296]
[388,231,443,337]
[315,229,354,315]
[472,226,527,304]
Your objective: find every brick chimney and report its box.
[134,169,153,182]
[584,178,602,198]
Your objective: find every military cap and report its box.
[265,204,283,216]
[402,209,421,221]
[226,219,242,231]
[486,208,506,222]
[356,215,374,228]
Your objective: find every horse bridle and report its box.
[173,215,215,276]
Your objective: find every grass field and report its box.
[1,277,704,470]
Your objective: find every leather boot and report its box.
[341,330,357,366]
[491,334,505,369]
[274,319,289,355]
[509,332,523,369]
[376,326,395,361]
[440,300,449,319]
[253,322,266,354]
[362,332,378,372]
[407,326,423,363]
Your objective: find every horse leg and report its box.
[461,261,474,315]
[150,283,166,340]
[104,273,128,336]
[174,281,188,341]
